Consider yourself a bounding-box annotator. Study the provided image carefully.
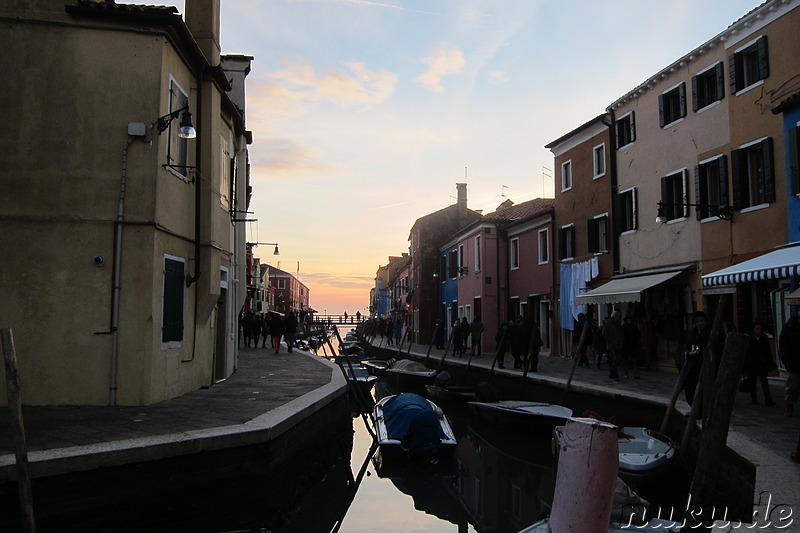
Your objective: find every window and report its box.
[660,169,689,222]
[167,78,190,177]
[732,138,775,209]
[587,214,608,254]
[162,255,185,344]
[730,36,769,94]
[618,187,638,232]
[474,235,481,271]
[559,225,575,260]
[615,111,636,148]
[789,123,800,196]
[458,244,466,275]
[538,228,549,264]
[593,143,606,178]
[277,279,286,289]
[220,136,231,209]
[695,155,729,219]
[692,62,725,111]
[659,82,686,127]
[448,249,458,278]
[510,238,520,270]
[561,160,572,191]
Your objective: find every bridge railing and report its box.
[311,314,367,325]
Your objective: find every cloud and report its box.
[487,71,509,84]
[415,42,466,93]
[267,60,398,110]
[250,138,340,178]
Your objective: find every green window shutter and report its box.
[757,36,770,81]
[789,126,800,196]
[719,154,730,209]
[681,169,690,218]
[658,93,666,127]
[691,75,699,112]
[587,219,598,254]
[678,83,687,119]
[729,53,741,93]
[695,165,705,220]
[715,62,726,102]
[731,148,744,210]
[762,137,775,203]
[162,258,185,343]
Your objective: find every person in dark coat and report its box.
[526,318,544,373]
[269,312,285,354]
[684,311,710,406]
[622,316,642,378]
[452,319,464,357]
[457,318,470,356]
[509,317,527,369]
[779,316,800,417]
[495,321,511,369]
[261,317,270,348]
[470,317,485,357]
[601,310,624,381]
[745,320,776,406]
[592,320,607,369]
[575,313,590,368]
[283,311,298,353]
[434,319,445,350]
[252,314,262,349]
[241,312,254,348]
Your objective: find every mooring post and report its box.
[561,320,590,404]
[659,359,693,435]
[425,323,438,363]
[2,328,37,533]
[550,417,618,533]
[686,332,750,529]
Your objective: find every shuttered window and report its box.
[695,155,729,220]
[692,62,725,111]
[587,215,609,254]
[559,225,575,260]
[659,83,687,127]
[729,36,769,93]
[615,111,636,149]
[660,169,690,222]
[618,187,638,232]
[162,256,185,344]
[731,138,775,209]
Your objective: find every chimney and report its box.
[456,182,467,219]
[185,0,221,66]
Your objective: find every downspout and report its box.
[109,135,137,406]
[603,109,620,275]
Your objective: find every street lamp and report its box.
[247,242,280,255]
[154,105,196,139]
[655,201,733,223]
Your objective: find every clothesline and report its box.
[559,257,599,331]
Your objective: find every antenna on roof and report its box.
[501,185,509,198]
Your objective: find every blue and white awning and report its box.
[701,245,800,287]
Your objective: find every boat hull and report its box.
[374,393,457,462]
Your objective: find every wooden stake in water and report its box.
[2,328,37,533]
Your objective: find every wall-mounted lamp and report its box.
[247,242,280,255]
[155,105,196,139]
[458,266,468,276]
[655,201,733,223]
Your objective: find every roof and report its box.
[483,198,555,224]
[545,114,609,149]
[75,0,178,17]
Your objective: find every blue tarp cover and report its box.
[383,393,446,451]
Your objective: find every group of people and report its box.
[449,317,485,358]
[572,311,643,381]
[494,316,544,372]
[240,310,299,354]
[376,317,404,346]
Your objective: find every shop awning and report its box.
[701,246,800,287]
[575,270,684,305]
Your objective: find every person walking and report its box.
[269,312,285,354]
[434,319,445,350]
[252,314,262,349]
[601,310,624,381]
[394,318,403,346]
[779,316,800,417]
[495,320,511,369]
[526,318,544,373]
[470,316,484,357]
[745,320,776,406]
[510,316,526,369]
[284,311,298,353]
[241,312,254,348]
[592,319,607,370]
[575,313,590,368]
[261,316,270,348]
[622,316,642,378]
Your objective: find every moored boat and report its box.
[361,358,390,377]
[373,393,457,462]
[468,400,572,429]
[341,363,378,396]
[385,359,437,391]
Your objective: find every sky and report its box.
[176,0,764,315]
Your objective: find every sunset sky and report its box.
[178,0,763,315]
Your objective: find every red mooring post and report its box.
[550,417,618,533]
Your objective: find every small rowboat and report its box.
[374,393,458,463]
[385,359,437,391]
[468,400,573,429]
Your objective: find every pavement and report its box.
[2,338,799,528]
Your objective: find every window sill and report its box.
[662,117,685,129]
[617,141,635,151]
[740,203,769,214]
[666,216,688,225]
[700,216,723,223]
[161,341,182,350]
[696,100,721,114]
[593,172,606,180]
[620,229,637,236]
[735,79,764,97]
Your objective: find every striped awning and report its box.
[575,270,684,305]
[701,246,800,287]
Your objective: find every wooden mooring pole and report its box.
[2,327,37,533]
[561,320,590,404]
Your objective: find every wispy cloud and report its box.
[415,42,466,93]
[487,71,509,84]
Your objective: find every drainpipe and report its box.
[603,110,620,275]
[185,74,203,289]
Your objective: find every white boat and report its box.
[468,400,573,429]
[341,363,378,396]
[385,359,437,390]
[373,393,458,462]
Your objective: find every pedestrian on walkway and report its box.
[779,315,800,417]
[470,316,484,357]
[575,313,590,368]
[592,319,606,369]
[510,316,526,369]
[270,312,285,354]
[252,314,262,349]
[394,318,403,346]
[284,311,298,353]
[526,317,544,373]
[261,316,270,348]
[495,320,511,369]
[745,320,777,406]
[622,315,642,379]
[242,311,254,348]
[602,310,624,381]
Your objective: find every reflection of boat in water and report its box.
[552,425,677,492]
[385,359,437,391]
[468,400,572,430]
[374,393,457,462]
